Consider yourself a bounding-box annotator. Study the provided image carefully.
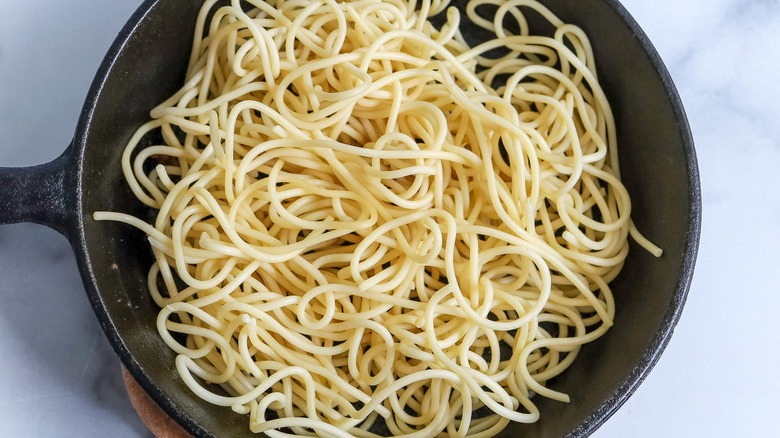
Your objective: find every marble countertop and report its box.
[1,0,777,436]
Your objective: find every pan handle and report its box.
[0,142,77,238]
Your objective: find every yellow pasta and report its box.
[95,0,661,436]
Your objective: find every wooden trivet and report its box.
[122,366,194,438]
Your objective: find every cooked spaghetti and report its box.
[94,0,661,436]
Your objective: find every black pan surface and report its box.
[0,0,700,436]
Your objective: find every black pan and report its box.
[0,0,700,436]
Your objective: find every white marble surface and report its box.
[0,0,777,437]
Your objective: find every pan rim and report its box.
[69,0,701,437]
[70,0,217,436]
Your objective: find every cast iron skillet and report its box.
[0,0,700,436]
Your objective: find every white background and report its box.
[1,0,777,436]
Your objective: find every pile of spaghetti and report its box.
[96,0,660,436]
